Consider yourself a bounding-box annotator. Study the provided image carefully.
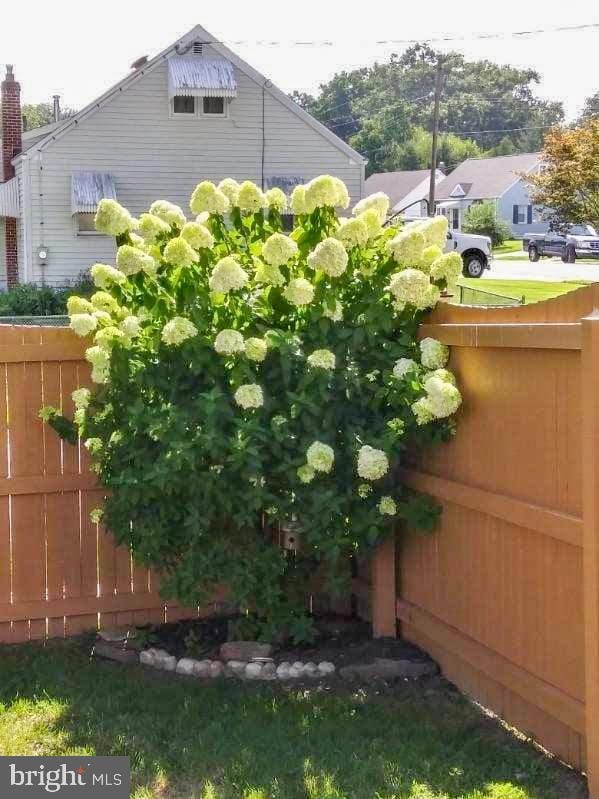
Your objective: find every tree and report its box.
[462,202,511,246]
[297,44,564,173]
[527,119,599,231]
[578,92,599,124]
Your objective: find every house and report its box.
[364,168,444,217]
[0,25,366,290]
[433,152,545,237]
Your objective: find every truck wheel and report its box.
[528,245,540,262]
[462,253,485,278]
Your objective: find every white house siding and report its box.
[24,52,363,286]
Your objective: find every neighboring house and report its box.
[433,152,545,237]
[364,168,444,217]
[0,25,366,290]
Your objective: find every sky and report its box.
[1,1,598,121]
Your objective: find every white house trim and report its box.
[15,24,366,167]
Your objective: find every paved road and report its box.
[483,252,599,282]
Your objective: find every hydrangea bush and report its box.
[42,175,462,642]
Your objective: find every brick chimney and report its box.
[1,64,23,287]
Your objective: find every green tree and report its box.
[578,92,599,124]
[462,202,511,246]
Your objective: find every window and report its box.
[76,213,98,234]
[512,204,533,225]
[173,96,195,114]
[203,96,225,115]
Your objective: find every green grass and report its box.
[459,279,590,304]
[492,240,523,256]
[0,639,583,799]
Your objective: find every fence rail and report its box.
[371,283,599,795]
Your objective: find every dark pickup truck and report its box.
[527,225,599,263]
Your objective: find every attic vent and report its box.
[192,42,203,55]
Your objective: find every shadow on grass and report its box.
[0,639,586,799]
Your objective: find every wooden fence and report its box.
[370,283,599,794]
[0,325,200,644]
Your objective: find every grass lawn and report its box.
[492,240,523,256]
[459,279,590,304]
[0,639,585,799]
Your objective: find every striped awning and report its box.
[0,177,20,218]
[167,57,237,98]
[71,171,117,214]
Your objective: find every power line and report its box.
[206,22,599,47]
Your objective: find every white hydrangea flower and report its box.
[137,212,171,243]
[262,233,298,267]
[356,208,383,241]
[418,245,444,274]
[388,228,426,266]
[90,508,104,525]
[423,368,456,390]
[353,192,390,224]
[164,236,197,268]
[332,176,351,209]
[209,256,248,293]
[297,464,315,484]
[119,316,142,339]
[357,445,389,481]
[94,199,135,236]
[84,437,103,455]
[217,178,241,207]
[265,187,288,212]
[411,397,435,425]
[429,251,463,288]
[91,291,120,315]
[357,483,372,498]
[422,376,462,419]
[307,238,348,277]
[388,269,435,310]
[181,221,214,251]
[214,329,245,355]
[283,278,315,306]
[420,337,449,369]
[378,496,397,515]
[149,200,187,229]
[92,310,112,328]
[334,217,369,249]
[161,317,198,345]
[245,337,268,362]
[234,383,264,409]
[72,388,91,410]
[237,181,267,212]
[95,325,126,352]
[323,300,343,322]
[116,245,157,277]
[190,181,230,215]
[85,345,110,384]
[70,314,98,337]
[67,296,94,315]
[306,441,335,473]
[307,349,336,370]
[254,259,286,287]
[290,185,308,215]
[422,215,449,249]
[305,175,340,211]
[393,358,418,379]
[73,408,86,427]
[91,263,126,290]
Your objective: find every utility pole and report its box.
[428,57,447,217]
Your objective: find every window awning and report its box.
[71,171,117,215]
[0,177,20,218]
[167,57,237,98]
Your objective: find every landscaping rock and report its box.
[94,640,138,665]
[276,662,291,679]
[209,661,224,678]
[318,661,336,675]
[225,660,246,677]
[220,641,273,662]
[302,662,318,677]
[291,661,304,671]
[287,665,302,678]
[339,658,438,681]
[245,662,263,680]
[140,649,157,667]
[153,649,177,672]
[98,626,137,643]
[193,660,212,678]
[175,658,197,676]
[260,662,277,680]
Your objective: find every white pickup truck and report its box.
[400,217,493,278]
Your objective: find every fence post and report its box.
[371,534,397,638]
[582,310,599,797]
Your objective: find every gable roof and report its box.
[435,152,540,201]
[14,24,366,166]
[364,169,440,207]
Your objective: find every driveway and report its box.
[484,252,599,282]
